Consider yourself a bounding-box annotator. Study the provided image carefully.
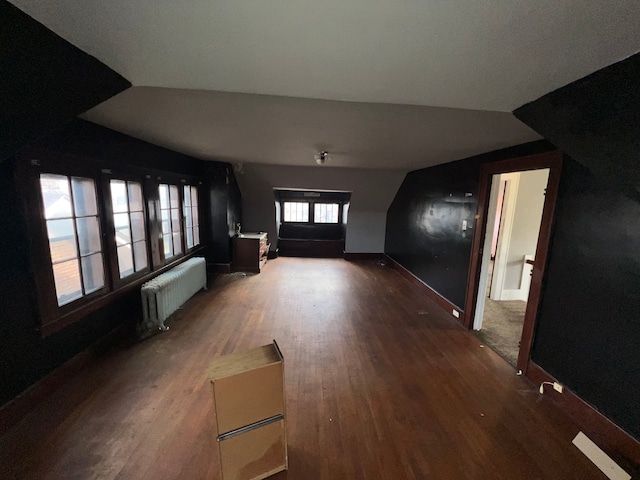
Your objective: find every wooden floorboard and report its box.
[0,258,605,479]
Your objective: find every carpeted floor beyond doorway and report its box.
[476,299,526,367]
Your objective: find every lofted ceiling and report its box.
[10,0,640,170]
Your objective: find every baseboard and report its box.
[0,324,129,434]
[209,263,231,274]
[497,289,528,301]
[526,362,640,473]
[343,252,384,261]
[385,255,464,323]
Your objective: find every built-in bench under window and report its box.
[274,189,351,258]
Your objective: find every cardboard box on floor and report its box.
[209,340,287,480]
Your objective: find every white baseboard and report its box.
[499,289,528,302]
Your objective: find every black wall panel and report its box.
[515,54,640,441]
[0,1,130,161]
[385,141,553,309]
[206,164,242,265]
[514,52,640,198]
[532,158,640,440]
[385,159,481,308]
[0,157,138,406]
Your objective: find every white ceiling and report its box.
[81,87,540,170]
[11,0,640,169]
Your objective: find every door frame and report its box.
[462,151,563,374]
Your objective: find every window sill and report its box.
[40,247,206,337]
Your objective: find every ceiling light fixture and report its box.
[314,151,329,165]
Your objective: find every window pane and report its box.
[117,245,134,278]
[192,206,199,227]
[186,227,194,249]
[171,208,180,232]
[76,217,101,256]
[128,182,143,211]
[191,187,198,207]
[130,212,145,242]
[41,175,72,219]
[113,213,131,244]
[185,208,193,228]
[82,253,104,293]
[283,202,309,222]
[172,232,183,255]
[72,177,98,216]
[193,227,200,246]
[52,259,82,306]
[46,219,77,263]
[314,203,339,223]
[183,185,191,207]
[159,184,169,209]
[41,173,105,308]
[133,241,148,271]
[169,185,179,209]
[110,180,128,213]
[163,234,173,257]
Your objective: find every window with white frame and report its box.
[313,203,339,223]
[183,185,200,249]
[159,183,183,259]
[25,156,207,336]
[283,201,309,222]
[110,179,148,278]
[40,174,105,306]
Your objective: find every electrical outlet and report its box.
[553,382,563,393]
[452,309,460,318]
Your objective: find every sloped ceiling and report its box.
[0,1,130,161]
[515,53,640,197]
[9,0,640,169]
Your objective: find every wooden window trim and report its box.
[157,182,184,264]
[182,183,202,253]
[101,174,152,289]
[39,247,205,337]
[14,149,206,337]
[19,162,112,330]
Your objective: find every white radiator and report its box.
[138,257,207,338]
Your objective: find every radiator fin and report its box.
[138,257,207,338]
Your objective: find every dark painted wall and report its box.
[0,154,138,406]
[0,1,130,162]
[514,52,640,198]
[532,158,640,439]
[0,121,240,406]
[385,141,553,309]
[515,50,640,442]
[206,163,242,264]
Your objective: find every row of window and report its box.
[39,173,201,309]
[282,201,340,223]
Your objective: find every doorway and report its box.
[462,151,562,374]
[473,169,549,367]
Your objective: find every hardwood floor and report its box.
[0,258,604,479]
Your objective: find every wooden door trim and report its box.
[462,150,563,374]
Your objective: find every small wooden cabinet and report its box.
[232,233,269,273]
[209,341,287,480]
